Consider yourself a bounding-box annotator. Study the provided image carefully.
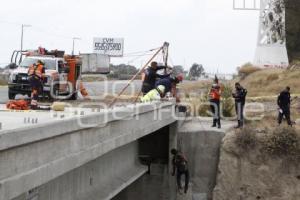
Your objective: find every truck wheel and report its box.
[8,90,16,100]
[69,93,77,100]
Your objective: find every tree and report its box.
[172,65,184,76]
[188,63,205,80]
[108,64,138,79]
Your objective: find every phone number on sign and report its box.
[94,43,122,51]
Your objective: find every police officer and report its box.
[28,60,45,109]
[277,86,292,126]
[141,61,170,95]
[209,84,221,128]
[232,82,247,128]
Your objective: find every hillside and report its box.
[238,68,300,97]
[213,126,300,200]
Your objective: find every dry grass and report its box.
[227,122,300,162]
[238,63,262,79]
[238,68,300,97]
[234,126,257,152]
[179,82,234,117]
[82,76,107,82]
[0,75,7,85]
[0,79,7,86]
[263,127,300,160]
[179,80,210,94]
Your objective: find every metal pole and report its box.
[21,24,24,52]
[72,37,81,55]
[72,38,75,55]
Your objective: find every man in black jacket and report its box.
[141,61,170,95]
[277,86,292,126]
[232,82,247,128]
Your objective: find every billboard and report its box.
[93,38,124,57]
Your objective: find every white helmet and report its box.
[157,85,165,93]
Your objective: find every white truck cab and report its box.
[8,56,63,99]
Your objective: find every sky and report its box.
[0,0,259,73]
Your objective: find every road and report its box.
[0,80,142,103]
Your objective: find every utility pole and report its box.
[20,24,31,52]
[72,37,81,55]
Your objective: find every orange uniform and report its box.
[209,88,221,100]
[28,62,45,108]
[209,84,221,128]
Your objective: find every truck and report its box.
[80,53,110,74]
[8,48,82,100]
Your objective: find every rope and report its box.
[122,47,160,57]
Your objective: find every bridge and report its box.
[0,102,234,200]
[0,102,178,200]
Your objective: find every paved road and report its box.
[0,86,8,103]
[0,80,142,103]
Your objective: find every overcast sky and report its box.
[0,0,259,73]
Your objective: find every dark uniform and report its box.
[155,76,183,103]
[28,61,45,108]
[155,77,173,95]
[277,88,292,125]
[141,65,169,95]
[171,149,189,194]
[232,83,247,128]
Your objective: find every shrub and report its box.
[221,84,234,117]
[197,103,211,117]
[238,63,261,79]
[234,126,257,152]
[266,73,279,81]
[264,127,300,159]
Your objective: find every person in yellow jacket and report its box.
[140,85,165,102]
[28,60,45,109]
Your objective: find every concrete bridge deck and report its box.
[0,101,178,200]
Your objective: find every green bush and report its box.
[221,84,234,117]
[197,85,211,117]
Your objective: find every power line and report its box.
[122,47,160,56]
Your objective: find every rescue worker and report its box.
[28,60,45,109]
[154,75,183,102]
[141,61,170,95]
[140,85,165,102]
[209,83,221,128]
[277,86,292,126]
[232,82,247,128]
[171,148,190,194]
